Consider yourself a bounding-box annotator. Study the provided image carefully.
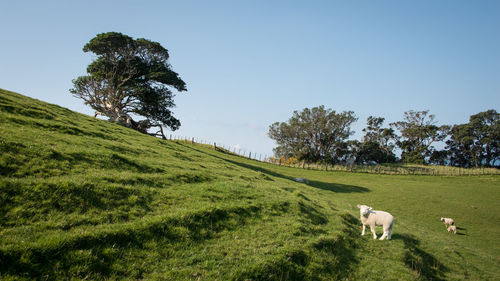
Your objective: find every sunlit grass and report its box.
[1,88,499,280]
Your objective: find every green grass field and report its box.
[1,88,499,280]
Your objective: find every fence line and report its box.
[263,157,499,176]
[165,135,500,177]
[167,134,270,162]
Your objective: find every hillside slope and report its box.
[1,88,499,280]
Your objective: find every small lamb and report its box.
[447,225,457,234]
[357,204,394,240]
[440,217,455,227]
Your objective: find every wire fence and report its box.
[166,134,270,161]
[166,134,500,177]
[263,159,500,176]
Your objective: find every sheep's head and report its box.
[357,204,372,216]
[440,217,445,222]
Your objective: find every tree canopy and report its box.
[268,106,357,163]
[70,32,186,138]
[446,109,499,167]
[269,107,498,167]
[390,110,449,164]
[357,116,397,164]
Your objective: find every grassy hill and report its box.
[1,88,499,280]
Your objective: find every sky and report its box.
[1,0,499,157]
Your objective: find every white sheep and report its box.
[440,217,455,227]
[447,225,457,234]
[357,204,394,240]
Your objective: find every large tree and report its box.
[70,32,187,138]
[360,116,397,163]
[446,123,475,167]
[446,109,499,167]
[268,106,357,163]
[469,110,500,167]
[390,110,449,164]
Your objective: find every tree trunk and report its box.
[159,126,167,140]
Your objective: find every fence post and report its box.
[214,142,217,150]
[249,152,251,159]
[192,137,194,144]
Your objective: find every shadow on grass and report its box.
[6,116,119,141]
[308,180,370,193]
[64,152,163,173]
[0,204,266,280]
[176,142,370,194]
[106,144,141,155]
[392,233,449,281]
[307,213,360,280]
[233,213,361,281]
[227,159,371,193]
[220,157,370,194]
[103,172,213,188]
[108,153,164,173]
[0,142,163,177]
[298,201,328,225]
[0,181,154,227]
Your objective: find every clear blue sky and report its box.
[1,0,499,157]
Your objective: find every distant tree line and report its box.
[269,107,499,168]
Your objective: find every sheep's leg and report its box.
[370,225,377,239]
[361,224,366,236]
[380,224,391,240]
